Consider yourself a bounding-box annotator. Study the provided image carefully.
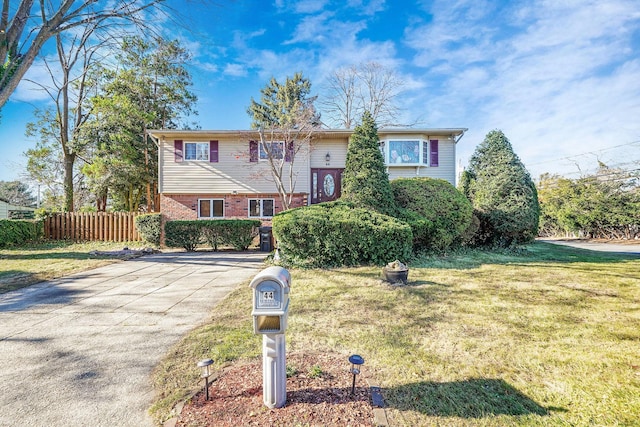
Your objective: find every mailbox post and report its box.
[250,266,291,409]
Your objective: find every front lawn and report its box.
[151,242,640,426]
[0,241,142,293]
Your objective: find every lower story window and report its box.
[249,199,274,217]
[199,199,224,218]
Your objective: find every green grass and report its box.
[151,242,640,426]
[0,241,144,293]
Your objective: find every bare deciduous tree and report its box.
[0,0,164,109]
[320,61,406,128]
[24,19,115,212]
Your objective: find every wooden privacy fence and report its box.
[43,212,143,242]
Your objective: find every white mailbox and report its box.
[250,266,291,409]
[250,266,291,335]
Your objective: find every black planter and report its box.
[382,267,409,285]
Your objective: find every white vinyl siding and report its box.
[162,137,310,194]
[157,130,461,194]
[309,138,347,168]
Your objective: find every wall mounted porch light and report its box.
[325,152,331,163]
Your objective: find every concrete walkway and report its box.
[0,251,266,427]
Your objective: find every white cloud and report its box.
[224,63,248,77]
[403,0,640,178]
[294,0,330,14]
[284,11,338,44]
[12,60,56,104]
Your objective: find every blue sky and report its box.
[1,0,639,183]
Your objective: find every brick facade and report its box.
[160,193,308,224]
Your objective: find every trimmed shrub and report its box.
[135,213,162,247]
[272,201,412,268]
[201,220,260,251]
[164,219,260,251]
[0,219,43,247]
[164,221,203,251]
[392,178,473,251]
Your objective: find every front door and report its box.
[311,169,343,204]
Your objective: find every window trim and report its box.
[198,198,225,218]
[184,141,210,161]
[248,198,275,218]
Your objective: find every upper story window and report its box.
[259,142,284,160]
[384,140,427,165]
[185,142,209,161]
[174,140,218,163]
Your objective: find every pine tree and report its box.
[341,111,397,215]
[464,129,539,246]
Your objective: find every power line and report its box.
[526,140,640,167]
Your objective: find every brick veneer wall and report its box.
[160,193,308,223]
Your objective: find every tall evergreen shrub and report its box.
[341,111,397,216]
[461,130,539,246]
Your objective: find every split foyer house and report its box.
[148,128,467,222]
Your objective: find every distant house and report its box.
[0,199,36,219]
[148,128,467,222]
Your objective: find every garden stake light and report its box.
[197,358,214,400]
[348,354,364,394]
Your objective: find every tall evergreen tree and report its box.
[463,129,539,246]
[0,181,36,207]
[341,111,397,215]
[84,36,197,211]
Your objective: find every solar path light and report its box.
[349,354,364,394]
[197,358,214,400]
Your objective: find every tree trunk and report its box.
[63,152,75,211]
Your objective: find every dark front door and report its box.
[311,169,343,204]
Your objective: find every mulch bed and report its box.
[174,352,375,427]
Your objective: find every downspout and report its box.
[453,130,466,186]
[147,132,164,197]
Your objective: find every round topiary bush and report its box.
[391,177,473,252]
[272,201,412,268]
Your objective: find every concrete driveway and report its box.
[0,251,266,427]
[539,239,640,256]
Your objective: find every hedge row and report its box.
[272,201,412,268]
[164,219,261,251]
[0,219,43,247]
